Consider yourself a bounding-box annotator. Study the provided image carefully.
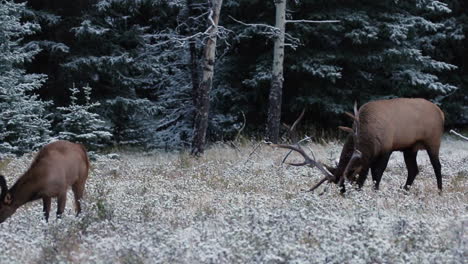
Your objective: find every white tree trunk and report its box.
[267,0,286,143]
[191,0,223,155]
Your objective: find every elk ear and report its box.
[338,126,354,133]
[4,193,12,205]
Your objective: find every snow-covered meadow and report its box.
[0,137,466,263]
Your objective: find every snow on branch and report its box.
[286,19,340,24]
[148,8,232,48]
[450,130,468,141]
[229,15,280,33]
[229,16,301,49]
[207,9,216,29]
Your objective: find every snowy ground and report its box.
[0,137,466,263]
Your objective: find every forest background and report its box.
[1,0,467,155]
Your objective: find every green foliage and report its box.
[0,1,51,155]
[4,0,465,152]
[56,84,112,150]
[218,0,465,129]
[101,97,155,146]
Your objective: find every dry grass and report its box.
[0,137,466,263]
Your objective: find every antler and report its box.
[289,109,306,135]
[282,108,306,143]
[340,101,360,146]
[352,101,359,146]
[338,101,361,185]
[270,143,335,192]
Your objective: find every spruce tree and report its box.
[56,84,112,150]
[0,1,51,155]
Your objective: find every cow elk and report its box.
[272,98,445,193]
[0,140,89,223]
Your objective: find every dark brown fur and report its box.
[0,140,89,223]
[332,98,444,191]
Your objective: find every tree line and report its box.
[0,0,467,155]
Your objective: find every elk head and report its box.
[271,102,362,192]
[337,101,362,185]
[0,175,16,223]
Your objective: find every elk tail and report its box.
[78,144,90,172]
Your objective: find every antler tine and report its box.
[271,144,314,164]
[271,144,335,192]
[271,144,334,177]
[353,101,359,121]
[271,143,334,192]
[352,101,360,145]
[343,102,359,122]
[271,144,334,178]
[338,126,354,134]
[305,176,329,192]
[344,112,357,121]
[290,108,306,133]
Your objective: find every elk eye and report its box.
[4,193,12,205]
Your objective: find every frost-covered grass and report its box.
[0,137,466,263]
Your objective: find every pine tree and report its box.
[286,0,460,106]
[0,1,51,155]
[56,84,112,150]
[64,0,195,148]
[218,0,462,129]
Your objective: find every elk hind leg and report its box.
[371,152,392,190]
[403,150,419,190]
[56,192,67,219]
[72,182,85,216]
[426,147,442,191]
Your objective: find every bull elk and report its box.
[273,98,445,193]
[0,140,89,223]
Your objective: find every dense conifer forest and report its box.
[1,0,467,153]
[1,2,467,263]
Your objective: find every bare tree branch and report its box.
[450,129,468,141]
[286,19,340,24]
[229,15,301,49]
[229,15,280,33]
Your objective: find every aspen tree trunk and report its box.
[187,0,200,103]
[191,0,223,155]
[267,0,286,143]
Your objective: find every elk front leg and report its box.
[56,193,67,219]
[42,197,51,222]
[356,165,370,189]
[371,152,392,190]
[403,150,419,190]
